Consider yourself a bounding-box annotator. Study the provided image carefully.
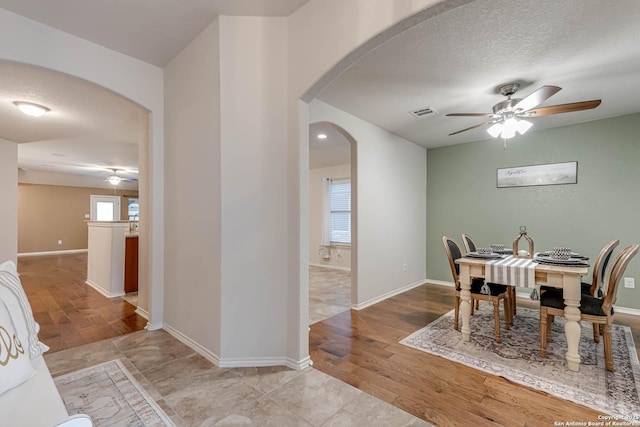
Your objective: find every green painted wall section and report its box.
[427,113,640,309]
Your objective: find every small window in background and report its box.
[128,199,140,221]
[330,180,351,244]
[96,201,114,221]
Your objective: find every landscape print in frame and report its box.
[497,161,578,188]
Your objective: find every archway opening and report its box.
[308,121,358,325]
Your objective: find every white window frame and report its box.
[329,179,351,245]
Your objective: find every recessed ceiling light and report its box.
[317,133,328,140]
[13,101,50,117]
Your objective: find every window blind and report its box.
[330,180,351,244]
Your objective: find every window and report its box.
[330,180,351,244]
[90,195,120,221]
[96,201,115,221]
[128,199,140,220]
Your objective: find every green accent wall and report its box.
[427,113,640,309]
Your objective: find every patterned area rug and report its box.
[54,359,175,427]
[401,305,640,418]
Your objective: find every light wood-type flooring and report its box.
[18,253,147,353]
[310,283,640,426]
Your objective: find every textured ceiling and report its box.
[0,0,311,67]
[317,0,640,148]
[0,61,146,183]
[309,122,351,169]
[4,0,640,183]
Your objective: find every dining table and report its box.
[455,254,589,371]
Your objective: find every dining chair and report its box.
[540,239,619,297]
[539,244,639,371]
[463,233,518,317]
[461,234,481,310]
[443,236,512,343]
[461,233,477,253]
[540,239,619,342]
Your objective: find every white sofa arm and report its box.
[52,414,93,427]
[0,356,69,427]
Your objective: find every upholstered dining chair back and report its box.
[601,244,639,313]
[443,236,463,284]
[461,234,477,253]
[589,239,620,297]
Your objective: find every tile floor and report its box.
[309,266,351,325]
[46,330,431,426]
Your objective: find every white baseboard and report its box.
[144,321,163,331]
[425,279,454,287]
[135,307,149,320]
[352,279,426,310]
[163,323,221,366]
[309,263,350,272]
[613,306,640,316]
[18,249,88,257]
[162,323,312,370]
[85,280,124,299]
[218,355,312,370]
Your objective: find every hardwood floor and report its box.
[310,283,640,426]
[18,253,147,353]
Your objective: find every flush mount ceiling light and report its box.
[317,133,328,140]
[13,101,50,117]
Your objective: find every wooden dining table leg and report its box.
[563,276,582,371]
[459,264,472,342]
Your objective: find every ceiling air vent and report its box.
[409,106,437,118]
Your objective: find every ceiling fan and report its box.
[447,83,601,139]
[105,168,136,186]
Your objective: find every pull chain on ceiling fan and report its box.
[447,83,602,140]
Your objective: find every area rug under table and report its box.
[54,359,175,427]
[401,305,640,418]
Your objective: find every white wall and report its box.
[0,139,17,263]
[287,0,463,362]
[309,101,426,307]
[0,8,164,327]
[218,16,289,363]
[163,19,222,357]
[0,0,461,368]
[308,164,352,270]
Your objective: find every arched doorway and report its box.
[308,121,357,325]
[0,57,160,345]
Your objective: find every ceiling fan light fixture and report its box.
[516,119,533,135]
[486,118,533,139]
[14,101,50,117]
[487,122,503,138]
[107,175,122,186]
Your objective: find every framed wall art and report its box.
[497,161,578,188]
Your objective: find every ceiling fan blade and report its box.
[446,113,494,117]
[514,85,562,112]
[448,121,494,136]
[524,100,602,117]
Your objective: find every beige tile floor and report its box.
[309,266,351,325]
[46,330,431,426]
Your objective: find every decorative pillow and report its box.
[0,299,36,395]
[0,261,49,358]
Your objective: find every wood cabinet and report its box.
[124,236,139,293]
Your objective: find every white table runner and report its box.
[485,256,538,288]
